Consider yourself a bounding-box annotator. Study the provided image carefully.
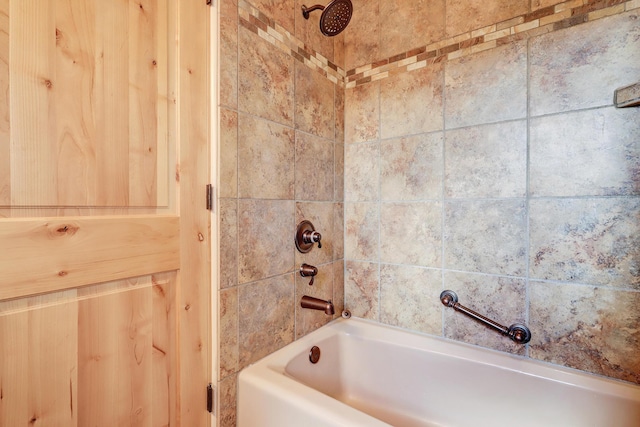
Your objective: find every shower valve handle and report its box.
[302,230,322,249]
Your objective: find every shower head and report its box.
[302,0,353,37]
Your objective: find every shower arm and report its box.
[302,4,325,19]
[440,290,531,344]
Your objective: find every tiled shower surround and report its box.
[218,0,640,425]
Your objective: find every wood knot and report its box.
[42,79,53,89]
[198,232,204,242]
[185,304,191,311]
[58,271,68,277]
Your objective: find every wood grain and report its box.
[0,215,180,300]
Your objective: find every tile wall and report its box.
[218,1,344,425]
[218,0,640,425]
[344,0,640,383]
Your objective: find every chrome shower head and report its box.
[302,0,353,37]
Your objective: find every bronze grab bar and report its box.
[440,290,531,344]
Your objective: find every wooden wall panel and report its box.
[78,285,153,426]
[0,0,9,207]
[9,0,57,206]
[0,215,180,300]
[0,291,78,426]
[2,0,170,208]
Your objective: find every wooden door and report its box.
[0,0,211,426]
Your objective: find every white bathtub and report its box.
[238,318,640,427]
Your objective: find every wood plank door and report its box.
[0,0,211,426]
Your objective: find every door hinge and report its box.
[207,383,214,414]
[206,184,214,211]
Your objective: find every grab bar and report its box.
[440,290,531,344]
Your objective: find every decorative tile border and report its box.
[236,0,638,89]
[237,0,346,86]
[345,0,639,88]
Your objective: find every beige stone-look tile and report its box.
[345,82,380,144]
[295,0,335,62]
[445,41,527,129]
[443,272,526,354]
[220,0,238,108]
[380,63,444,138]
[531,0,564,10]
[529,11,640,116]
[345,260,380,320]
[295,262,334,338]
[295,63,335,140]
[332,260,345,315]
[529,198,640,289]
[445,200,527,277]
[238,26,294,125]
[238,114,295,199]
[219,287,238,378]
[530,107,640,197]
[445,120,527,198]
[334,143,344,201]
[345,202,379,261]
[381,133,444,201]
[246,0,295,34]
[220,199,238,289]
[344,141,379,201]
[220,108,238,198]
[238,199,295,283]
[380,202,443,267]
[295,131,334,201]
[333,202,344,260]
[335,85,345,143]
[238,274,295,368]
[218,374,237,427]
[530,281,640,384]
[380,0,446,59]
[446,0,528,37]
[295,202,335,267]
[344,0,380,70]
[334,31,346,71]
[380,264,443,334]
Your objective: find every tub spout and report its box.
[301,295,335,315]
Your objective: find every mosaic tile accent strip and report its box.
[237,0,636,89]
[345,0,639,88]
[237,0,345,86]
